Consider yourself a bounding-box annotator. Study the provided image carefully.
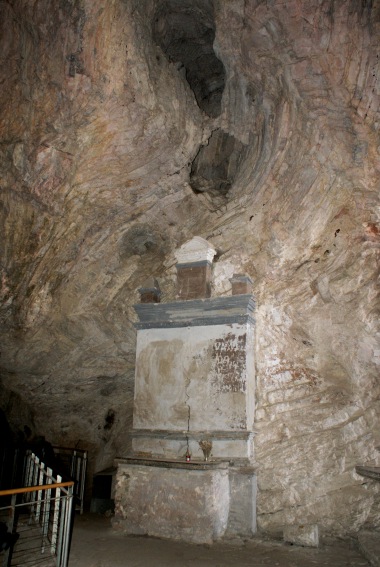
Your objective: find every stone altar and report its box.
[113,237,256,543]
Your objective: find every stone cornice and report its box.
[134,294,255,329]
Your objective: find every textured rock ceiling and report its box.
[0,0,379,537]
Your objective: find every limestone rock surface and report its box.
[0,0,379,537]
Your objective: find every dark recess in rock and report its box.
[119,224,160,259]
[152,0,225,117]
[104,409,115,430]
[190,129,248,197]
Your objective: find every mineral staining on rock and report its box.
[0,0,379,538]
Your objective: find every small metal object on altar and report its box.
[199,439,212,461]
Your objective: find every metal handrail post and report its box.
[36,460,45,523]
[29,454,39,520]
[56,475,65,567]
[26,452,33,489]
[61,487,73,567]
[79,452,87,514]
[51,481,61,556]
[41,467,52,553]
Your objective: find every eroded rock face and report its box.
[0,0,379,537]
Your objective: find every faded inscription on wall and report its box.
[211,332,246,392]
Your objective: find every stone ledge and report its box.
[115,456,230,470]
[130,429,255,439]
[115,456,256,473]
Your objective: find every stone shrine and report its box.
[113,237,256,543]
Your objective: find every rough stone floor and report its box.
[68,514,371,567]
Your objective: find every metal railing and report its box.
[0,453,74,567]
[52,447,87,514]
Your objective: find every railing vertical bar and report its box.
[70,453,75,478]
[36,460,45,523]
[27,452,34,487]
[80,452,87,514]
[76,452,81,485]
[61,486,73,567]
[76,453,79,501]
[41,466,52,554]
[33,454,39,487]
[51,482,61,556]
[25,452,34,503]
[29,454,40,522]
[56,475,65,567]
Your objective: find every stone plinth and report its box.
[113,458,230,544]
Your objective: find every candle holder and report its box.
[199,439,212,461]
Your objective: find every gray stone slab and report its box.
[226,467,257,537]
[358,531,380,567]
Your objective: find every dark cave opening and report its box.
[189,129,248,197]
[152,0,225,118]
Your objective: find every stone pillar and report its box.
[138,277,161,303]
[230,273,253,295]
[175,236,216,300]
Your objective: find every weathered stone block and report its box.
[113,460,230,544]
[283,524,319,547]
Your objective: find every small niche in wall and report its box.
[90,467,116,515]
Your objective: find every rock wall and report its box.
[0,0,379,537]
